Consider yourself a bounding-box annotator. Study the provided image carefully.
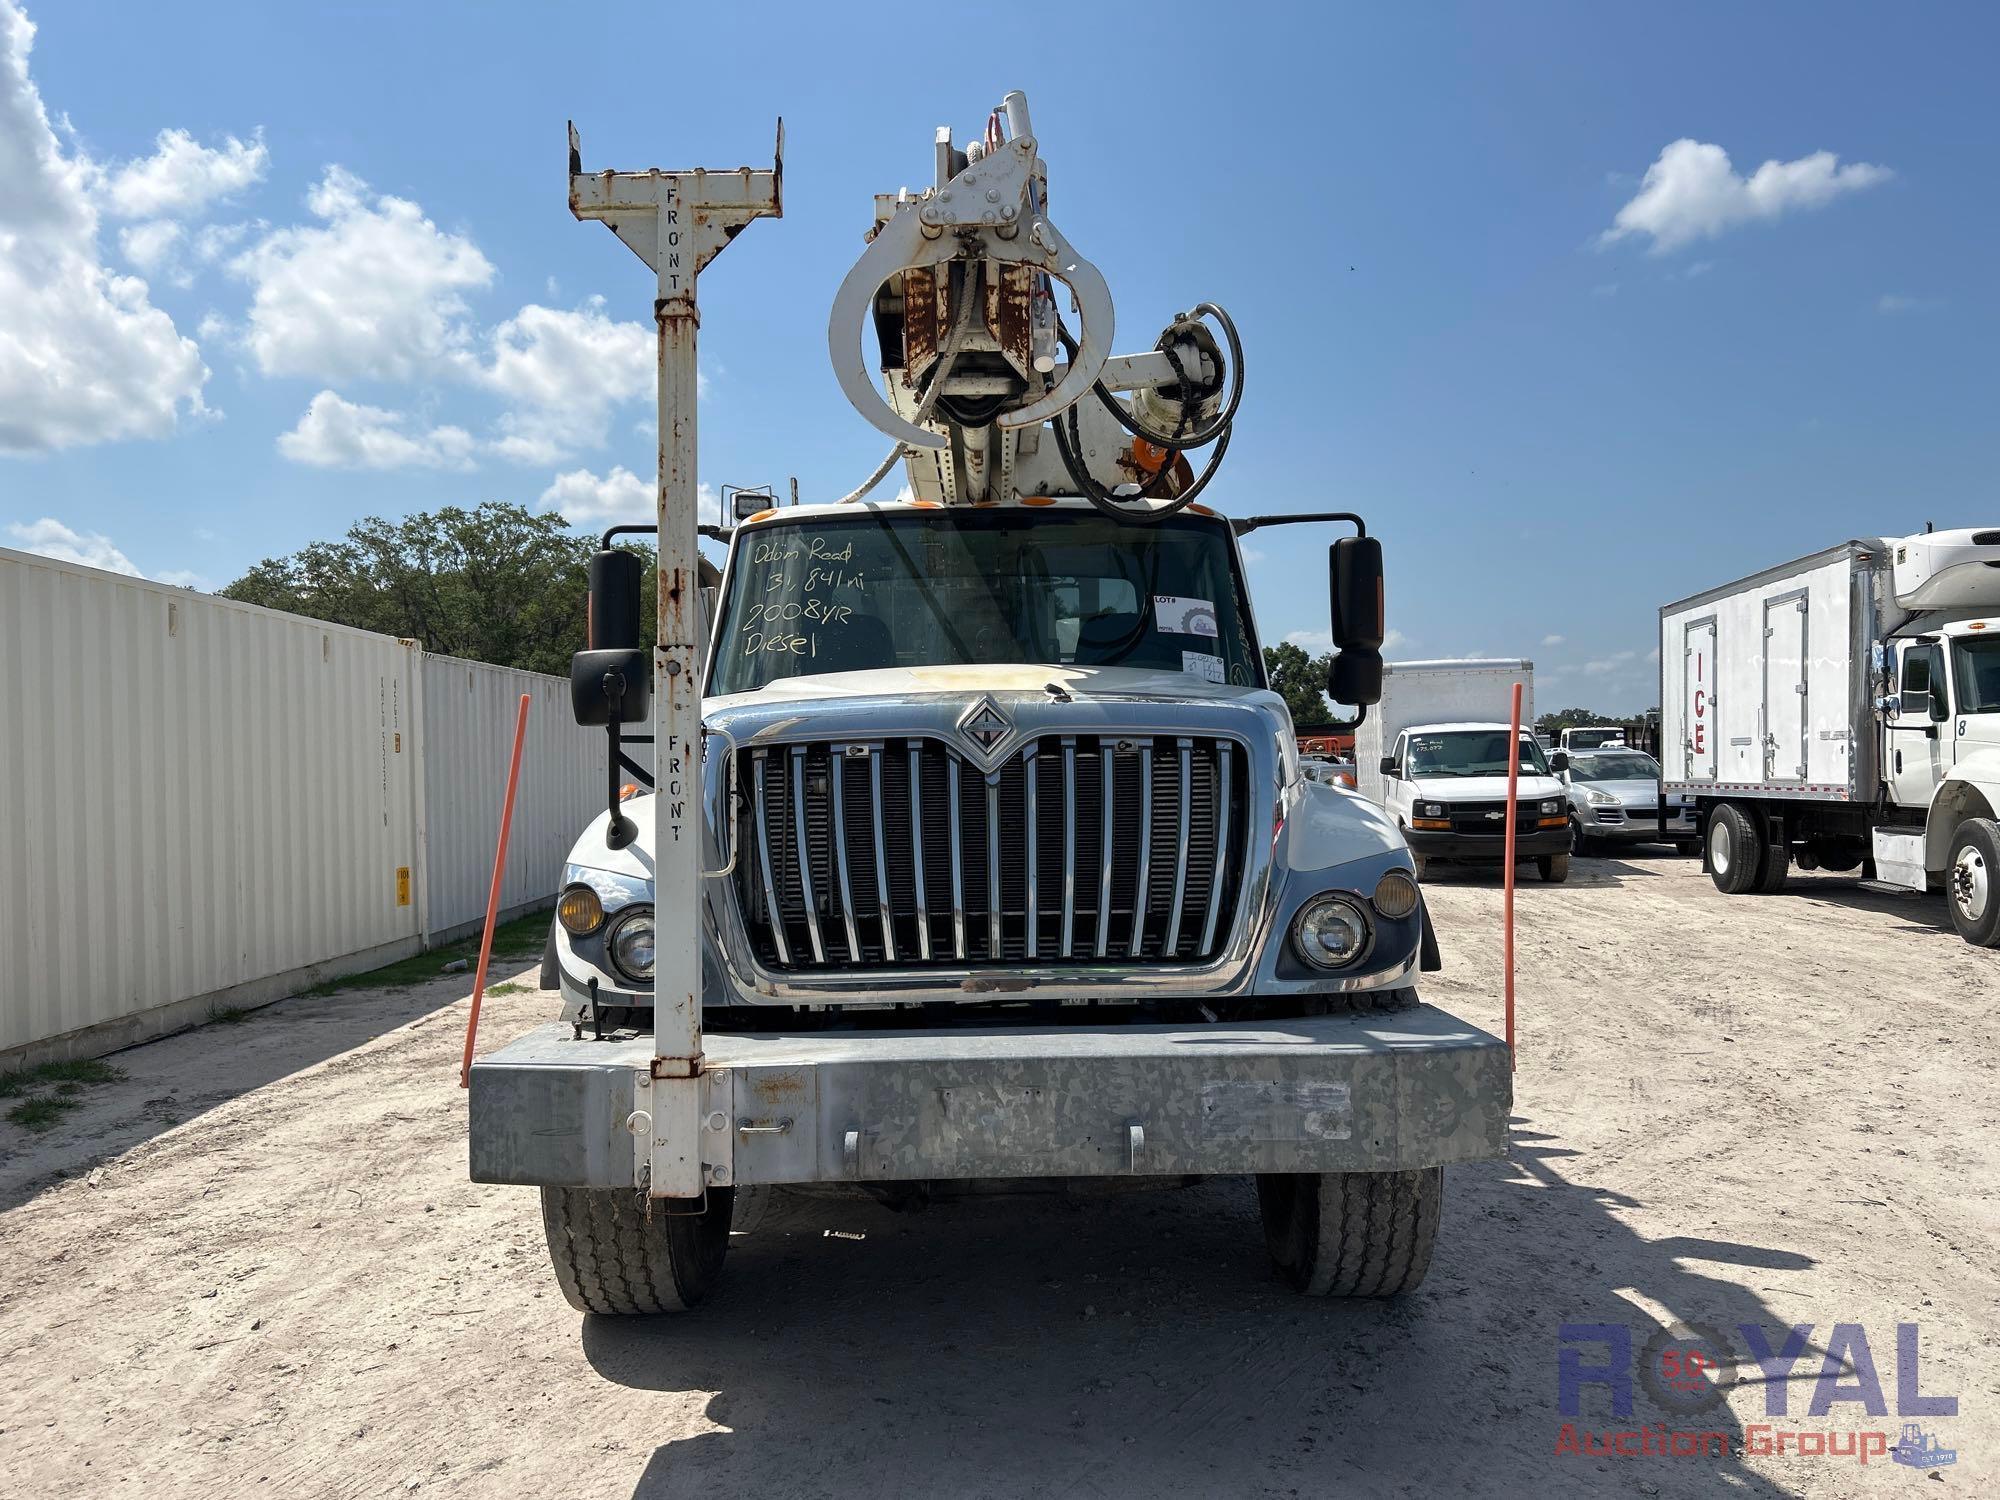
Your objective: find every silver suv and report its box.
[1560,748,1696,853]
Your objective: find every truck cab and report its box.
[1376,723,1572,881]
[554,498,1431,1024]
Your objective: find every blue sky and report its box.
[2,1,1993,713]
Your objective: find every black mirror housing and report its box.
[588,548,644,651]
[1551,751,1570,772]
[1379,755,1399,776]
[1327,647,1383,710]
[571,648,651,726]
[1327,536,1385,652]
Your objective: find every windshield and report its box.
[710,509,1261,694]
[1405,730,1550,778]
[1952,636,2000,714]
[1571,751,1660,782]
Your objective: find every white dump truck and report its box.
[1354,660,1572,881]
[466,94,1511,1313]
[1660,528,2000,945]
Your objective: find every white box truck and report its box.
[1355,661,1572,881]
[1660,528,2000,945]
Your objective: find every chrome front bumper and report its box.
[468,1008,1511,1190]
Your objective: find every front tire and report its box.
[1257,1168,1441,1297]
[1707,804,1763,895]
[1538,853,1570,883]
[540,1185,734,1315]
[1945,818,2000,947]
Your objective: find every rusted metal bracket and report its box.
[569,120,779,1197]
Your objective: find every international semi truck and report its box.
[1659,528,2000,945]
[466,93,1512,1313]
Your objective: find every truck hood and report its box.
[705,662,1279,714]
[569,795,658,880]
[1408,773,1564,804]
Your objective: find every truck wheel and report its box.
[1755,836,1791,893]
[1706,804,1763,895]
[539,1185,734,1315]
[1945,818,2000,946]
[1537,853,1570,883]
[1257,1167,1441,1297]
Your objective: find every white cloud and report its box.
[537,467,720,526]
[1878,293,1941,314]
[100,126,266,220]
[0,1,208,453]
[1285,626,1406,654]
[1602,139,1891,254]
[276,390,474,470]
[228,166,493,381]
[120,217,256,287]
[1238,544,1267,564]
[538,465,651,524]
[118,218,181,272]
[1582,650,1641,677]
[458,299,652,464]
[5,516,207,588]
[1541,633,1566,646]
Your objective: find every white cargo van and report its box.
[1659,527,2000,945]
[1355,661,1572,881]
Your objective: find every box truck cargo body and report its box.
[1355,661,1535,805]
[1659,528,2000,945]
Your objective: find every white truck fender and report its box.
[1925,752,2000,870]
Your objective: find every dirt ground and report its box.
[1,850,1994,1499]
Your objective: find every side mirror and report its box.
[1327,536,1385,651]
[1327,647,1382,710]
[588,548,644,651]
[1378,755,1399,776]
[1929,691,1950,724]
[1551,751,1570,772]
[571,648,651,727]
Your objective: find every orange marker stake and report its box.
[1503,680,1522,1070]
[460,693,533,1088]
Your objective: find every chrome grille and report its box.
[737,734,1249,970]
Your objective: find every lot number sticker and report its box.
[1182,651,1225,683]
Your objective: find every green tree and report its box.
[1534,706,1618,736]
[1263,641,1336,728]
[222,501,656,676]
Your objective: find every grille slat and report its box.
[738,733,1247,972]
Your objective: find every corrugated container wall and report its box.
[0,549,629,1063]
[418,654,619,943]
[0,548,424,1057]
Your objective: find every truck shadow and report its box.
[583,1119,1820,1499]
[1772,875,1954,936]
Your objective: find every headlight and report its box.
[1585,789,1617,807]
[1539,799,1563,815]
[607,907,656,983]
[1291,894,1371,969]
[557,883,604,935]
[1419,801,1448,818]
[1371,870,1420,921]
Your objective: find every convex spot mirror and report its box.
[1328,648,1383,710]
[571,648,651,727]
